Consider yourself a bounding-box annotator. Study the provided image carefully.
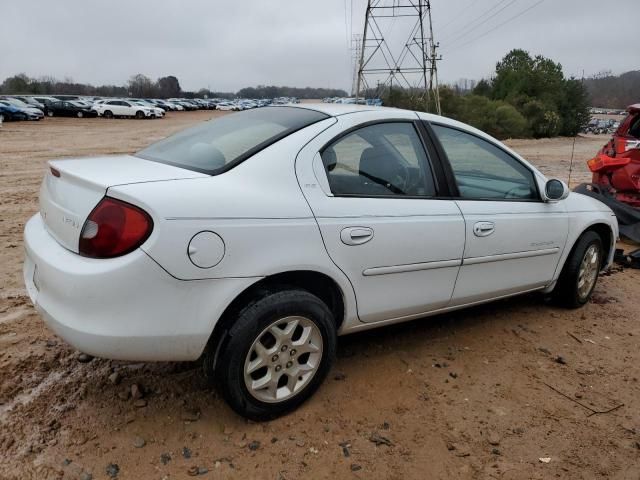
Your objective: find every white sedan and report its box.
[215,102,238,111]
[24,105,618,420]
[94,99,157,119]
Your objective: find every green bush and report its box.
[521,100,561,137]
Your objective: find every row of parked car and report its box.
[0,95,301,123]
[322,97,383,106]
[583,117,621,135]
[589,107,626,116]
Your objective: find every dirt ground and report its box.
[1,112,639,480]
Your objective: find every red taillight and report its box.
[79,197,153,258]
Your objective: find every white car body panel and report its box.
[295,110,465,322]
[450,200,569,304]
[40,156,206,252]
[24,215,257,360]
[23,104,619,361]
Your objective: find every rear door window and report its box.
[320,122,436,197]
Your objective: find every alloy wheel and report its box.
[243,316,323,403]
[577,244,599,300]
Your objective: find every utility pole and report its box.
[356,0,442,114]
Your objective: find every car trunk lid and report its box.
[40,155,207,252]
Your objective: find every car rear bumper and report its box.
[24,213,258,361]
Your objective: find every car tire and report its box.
[552,231,603,308]
[103,110,113,119]
[135,110,145,119]
[47,110,54,117]
[77,111,83,118]
[207,288,337,421]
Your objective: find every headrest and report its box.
[322,148,337,172]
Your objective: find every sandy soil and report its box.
[1,112,639,480]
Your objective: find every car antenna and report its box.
[568,135,577,187]
[568,70,585,188]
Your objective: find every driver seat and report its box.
[359,147,403,195]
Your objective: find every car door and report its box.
[296,111,465,323]
[426,122,569,305]
[103,101,116,115]
[62,102,73,116]
[114,101,128,116]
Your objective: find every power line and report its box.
[443,0,546,54]
[436,0,478,33]
[438,0,512,43]
[344,0,351,50]
[442,0,520,49]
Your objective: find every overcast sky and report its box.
[1,0,637,93]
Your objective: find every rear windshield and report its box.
[628,114,640,139]
[135,106,329,174]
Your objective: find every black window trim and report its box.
[423,120,543,203]
[136,106,331,176]
[318,118,448,200]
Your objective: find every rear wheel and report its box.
[77,111,83,118]
[47,110,54,117]
[103,110,113,119]
[135,110,145,119]
[207,289,336,420]
[552,231,603,308]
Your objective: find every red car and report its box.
[588,104,640,207]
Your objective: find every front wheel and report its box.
[47,110,54,117]
[77,111,83,118]
[208,289,337,420]
[135,110,145,119]
[103,110,113,118]
[552,231,603,308]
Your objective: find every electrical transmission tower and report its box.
[356,0,441,114]
[351,34,363,96]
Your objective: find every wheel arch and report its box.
[547,220,615,293]
[584,222,614,268]
[200,269,347,373]
[556,221,614,277]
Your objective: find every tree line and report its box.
[583,70,640,109]
[0,73,348,100]
[380,49,591,139]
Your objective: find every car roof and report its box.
[280,103,450,123]
[282,103,392,116]
[279,104,543,179]
[627,104,640,114]
[282,103,463,127]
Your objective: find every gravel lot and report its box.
[0,112,638,480]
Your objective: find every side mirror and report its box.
[544,179,570,202]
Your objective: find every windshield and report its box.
[7,98,28,107]
[136,106,329,175]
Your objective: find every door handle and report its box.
[340,227,374,246]
[473,221,495,237]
